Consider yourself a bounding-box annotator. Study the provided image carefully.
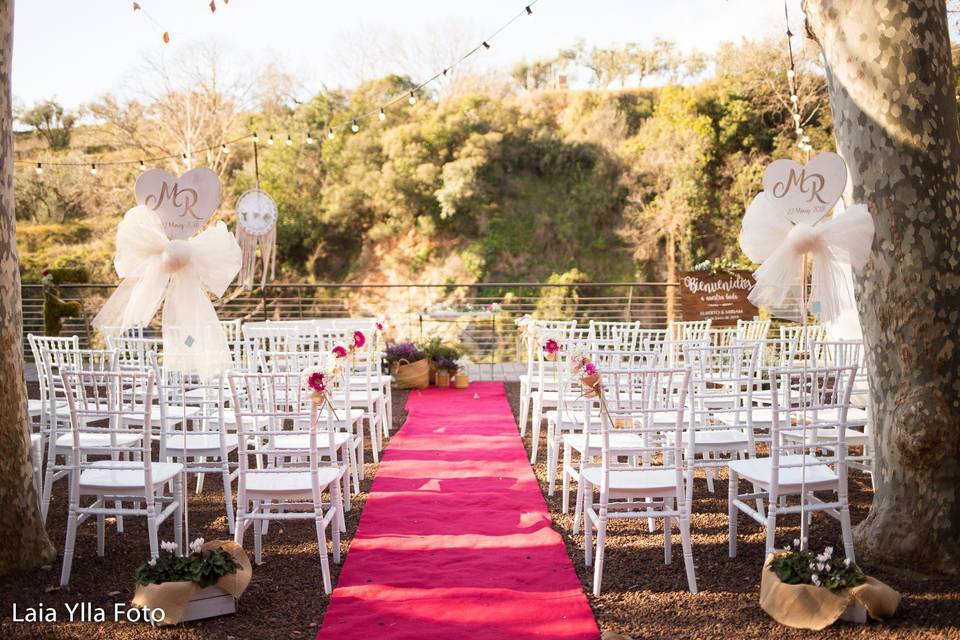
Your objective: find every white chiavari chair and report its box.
[150,352,240,533]
[59,367,185,585]
[528,325,583,463]
[587,321,641,350]
[107,335,163,370]
[580,366,697,594]
[727,364,858,560]
[682,343,760,494]
[518,319,578,438]
[39,347,129,525]
[228,371,342,593]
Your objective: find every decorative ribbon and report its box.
[93,205,241,380]
[739,193,874,324]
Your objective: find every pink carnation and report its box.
[544,338,559,354]
[332,345,348,359]
[583,362,597,376]
[307,371,326,394]
[353,330,366,349]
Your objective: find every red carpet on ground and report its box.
[317,382,599,640]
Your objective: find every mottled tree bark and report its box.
[0,0,56,575]
[805,0,960,569]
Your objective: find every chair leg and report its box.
[764,497,778,557]
[60,505,79,586]
[333,474,346,534]
[840,503,856,563]
[222,463,236,535]
[663,513,672,565]
[368,415,380,465]
[195,457,206,494]
[530,399,543,463]
[174,473,184,554]
[680,514,697,594]
[97,510,105,557]
[728,469,738,558]
[592,516,607,596]
[253,501,263,564]
[583,488,593,567]
[573,473,585,534]
[561,445,572,515]
[546,421,557,496]
[314,505,332,595]
[518,388,530,437]
[41,456,57,525]
[146,503,160,561]
[234,500,246,546]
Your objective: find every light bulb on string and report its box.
[351,119,359,133]
[286,134,293,146]
[525,5,532,15]
[790,94,798,103]
[139,160,146,172]
[90,163,97,176]
[482,41,490,49]
[35,162,42,176]
[306,132,315,144]
[442,68,449,76]
[327,127,335,140]
[252,131,259,144]
[268,134,274,145]
[787,69,795,79]
[408,91,417,105]
[379,107,386,121]
[222,143,230,154]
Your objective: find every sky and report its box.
[13,0,805,110]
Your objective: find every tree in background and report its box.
[19,99,76,150]
[805,0,960,570]
[0,0,58,576]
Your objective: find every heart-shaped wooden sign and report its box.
[762,151,847,225]
[135,168,221,239]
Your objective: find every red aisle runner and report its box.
[317,382,599,640]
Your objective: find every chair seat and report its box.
[563,432,645,453]
[123,405,201,423]
[164,432,239,453]
[728,455,838,492]
[28,398,44,416]
[56,431,142,449]
[581,467,679,495]
[545,410,601,426]
[667,428,750,447]
[310,408,365,424]
[79,460,183,492]
[244,468,340,495]
[780,426,869,446]
[718,406,868,426]
[273,431,352,450]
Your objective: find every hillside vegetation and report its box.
[13,38,830,289]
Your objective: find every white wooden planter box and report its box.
[180,586,236,622]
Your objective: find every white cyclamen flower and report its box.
[824,546,834,558]
[811,574,820,586]
[147,558,157,567]
[844,558,852,568]
[793,538,800,548]
[189,537,205,554]
[160,541,178,554]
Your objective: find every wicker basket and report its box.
[392,358,430,389]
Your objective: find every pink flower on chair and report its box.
[353,330,366,350]
[332,344,349,359]
[544,339,559,354]
[306,370,327,394]
[583,361,597,376]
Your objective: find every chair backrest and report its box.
[811,339,869,408]
[227,371,339,487]
[522,320,578,379]
[668,320,712,342]
[60,367,158,501]
[767,364,858,499]
[257,349,324,374]
[587,321,640,350]
[737,318,771,342]
[149,351,230,454]
[42,347,117,428]
[29,334,80,420]
[779,324,827,362]
[684,343,759,439]
[108,335,163,370]
[581,366,693,498]
[707,327,740,347]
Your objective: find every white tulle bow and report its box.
[739,192,874,324]
[93,205,241,380]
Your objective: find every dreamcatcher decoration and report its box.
[236,188,278,288]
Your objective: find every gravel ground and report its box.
[2,381,959,639]
[501,382,960,640]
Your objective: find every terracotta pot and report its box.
[435,370,451,388]
[454,372,469,388]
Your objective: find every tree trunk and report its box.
[805,0,960,569]
[0,0,57,575]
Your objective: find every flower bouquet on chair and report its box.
[760,540,900,630]
[132,538,251,625]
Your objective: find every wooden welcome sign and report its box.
[678,270,758,326]
[135,168,221,240]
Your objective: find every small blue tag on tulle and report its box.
[184,335,195,348]
[811,301,821,314]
